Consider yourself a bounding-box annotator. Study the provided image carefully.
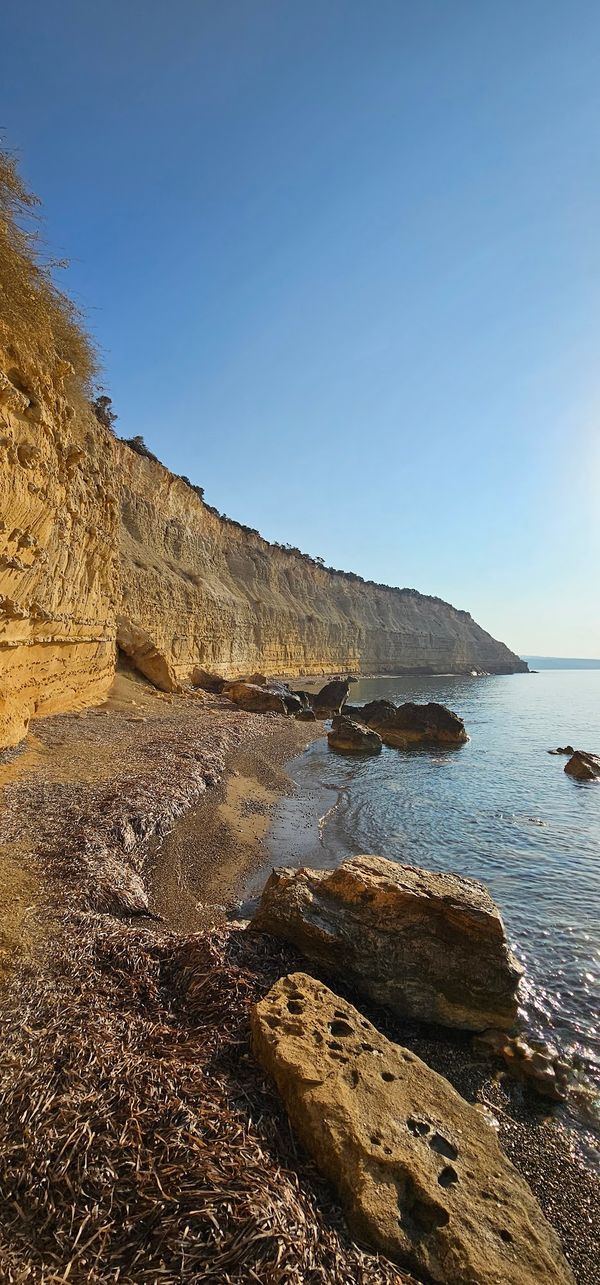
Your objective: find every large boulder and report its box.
[328,715,382,755]
[370,701,468,747]
[222,682,287,714]
[252,856,522,1031]
[252,973,574,1285]
[359,698,398,725]
[312,678,349,717]
[564,750,600,781]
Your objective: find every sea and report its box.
[246,665,600,1128]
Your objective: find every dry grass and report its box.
[0,148,97,392]
[0,916,408,1284]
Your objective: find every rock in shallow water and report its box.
[251,973,574,1284]
[328,714,382,754]
[564,750,600,780]
[369,701,468,747]
[252,856,523,1031]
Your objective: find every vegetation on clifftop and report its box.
[0,148,97,390]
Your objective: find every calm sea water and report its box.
[255,670,600,1117]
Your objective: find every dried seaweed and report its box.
[0,916,408,1284]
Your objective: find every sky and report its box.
[2,1,599,657]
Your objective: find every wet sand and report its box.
[146,722,322,931]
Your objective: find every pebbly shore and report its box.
[0,668,597,1283]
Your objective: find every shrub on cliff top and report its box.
[0,147,97,391]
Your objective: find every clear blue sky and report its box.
[2,1,599,656]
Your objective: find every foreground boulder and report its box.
[328,715,382,755]
[252,856,522,1031]
[312,678,349,717]
[369,701,468,747]
[564,750,600,781]
[252,973,574,1284]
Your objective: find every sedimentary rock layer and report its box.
[0,346,526,746]
[0,354,118,746]
[116,443,526,688]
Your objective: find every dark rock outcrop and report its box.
[251,973,574,1284]
[564,750,600,781]
[312,679,349,718]
[359,698,398,725]
[328,715,382,755]
[369,701,468,747]
[252,856,523,1031]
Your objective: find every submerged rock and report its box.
[251,973,574,1284]
[564,750,600,780]
[312,678,349,717]
[252,856,522,1031]
[328,715,382,755]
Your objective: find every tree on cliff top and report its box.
[0,147,97,391]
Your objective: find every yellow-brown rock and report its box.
[252,856,523,1031]
[0,350,118,746]
[251,972,575,1284]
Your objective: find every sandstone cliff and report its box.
[0,151,525,748]
[0,351,118,746]
[0,352,525,747]
[116,442,526,689]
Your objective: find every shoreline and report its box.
[0,678,597,1281]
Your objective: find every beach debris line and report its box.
[251,856,523,1032]
[251,972,575,1284]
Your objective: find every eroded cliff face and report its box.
[0,349,118,746]
[0,358,525,747]
[117,444,526,689]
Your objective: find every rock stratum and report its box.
[0,345,526,748]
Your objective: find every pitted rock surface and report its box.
[251,973,574,1284]
[252,856,522,1031]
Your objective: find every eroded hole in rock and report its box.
[429,1133,458,1160]
[265,1015,280,1029]
[384,1146,392,1155]
[287,1000,303,1014]
[334,1009,350,1019]
[329,1019,353,1038]
[499,1229,513,1244]
[407,1118,430,1137]
[361,1043,375,1053]
[381,1071,395,1083]
[370,1134,382,1146]
[481,1190,495,1201]
[397,1172,451,1236]
[438,1165,459,1188]
[347,1068,360,1088]
[328,1040,343,1052]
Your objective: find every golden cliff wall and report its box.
[116,445,526,690]
[0,349,118,746]
[0,359,525,749]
